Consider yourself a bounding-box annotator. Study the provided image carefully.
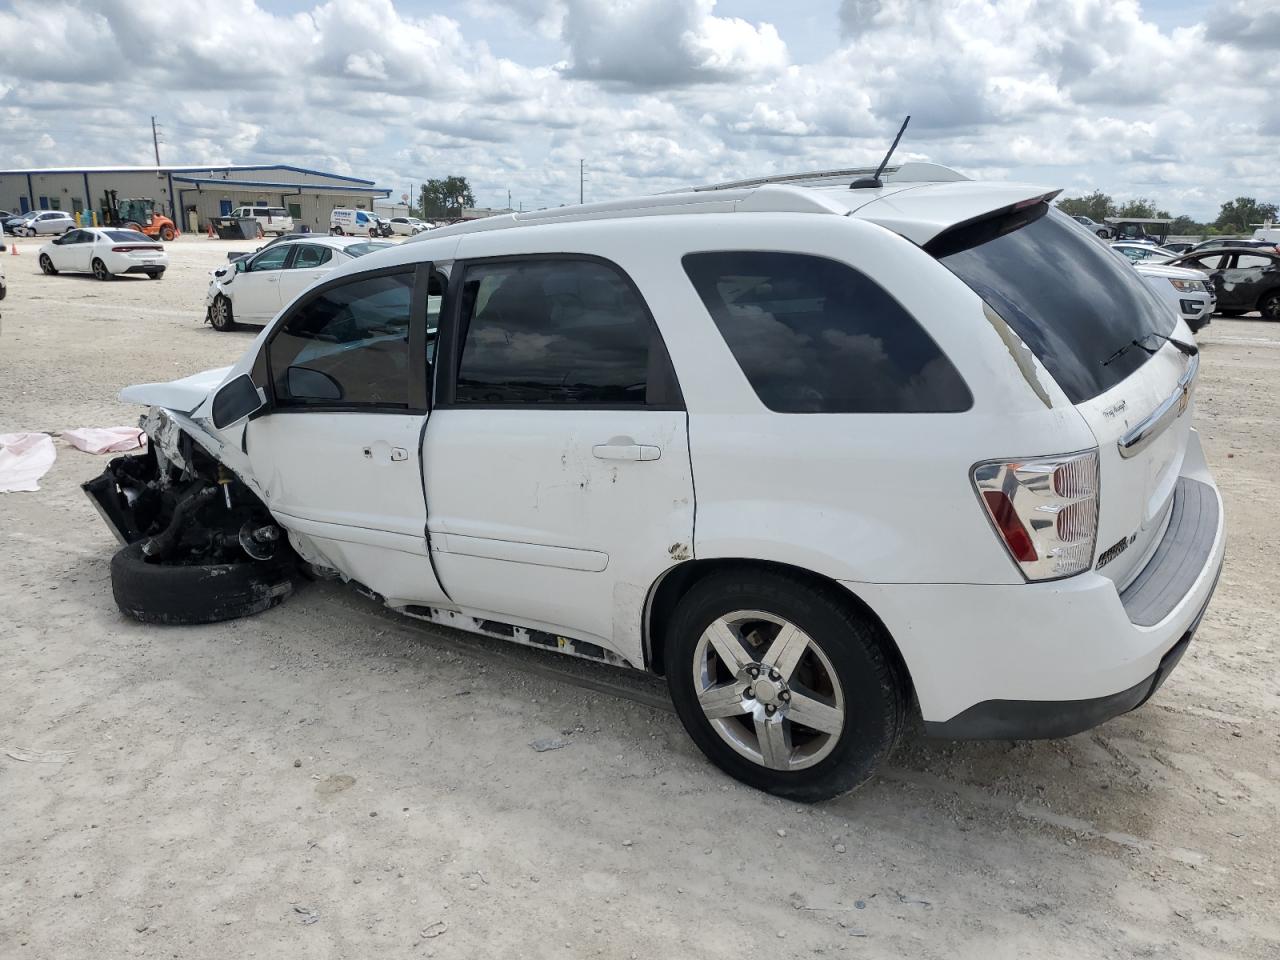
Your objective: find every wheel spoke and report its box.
[697,683,749,719]
[787,690,843,736]
[755,715,792,770]
[761,624,808,681]
[704,619,752,672]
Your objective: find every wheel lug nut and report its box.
[744,688,755,699]
[781,691,790,702]
[765,705,776,715]
[769,669,780,681]
[747,666,759,678]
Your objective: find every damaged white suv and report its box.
[84,164,1224,800]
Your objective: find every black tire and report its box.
[1259,291,1280,322]
[664,569,906,802]
[1218,309,1244,317]
[147,269,164,280]
[331,226,344,236]
[210,293,235,331]
[92,258,112,281]
[159,225,176,241]
[39,253,57,275]
[110,541,295,625]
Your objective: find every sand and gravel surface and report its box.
[1,236,1277,959]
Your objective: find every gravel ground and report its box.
[1,236,1277,959]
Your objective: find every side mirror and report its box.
[286,366,342,401]
[211,374,267,429]
[51,236,63,245]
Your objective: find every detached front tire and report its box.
[665,570,907,802]
[110,541,295,625]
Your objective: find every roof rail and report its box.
[687,161,967,192]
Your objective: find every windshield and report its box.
[932,205,1175,405]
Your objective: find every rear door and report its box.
[243,264,444,606]
[277,242,334,304]
[424,254,693,661]
[1221,252,1280,314]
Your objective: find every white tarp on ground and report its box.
[0,433,56,492]
[63,427,146,455]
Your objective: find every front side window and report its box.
[268,273,414,407]
[682,251,971,413]
[454,258,665,406]
[249,245,291,272]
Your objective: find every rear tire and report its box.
[209,293,235,331]
[1259,291,1280,321]
[147,269,164,280]
[159,225,176,241]
[331,226,344,235]
[111,541,295,625]
[664,569,907,802]
[92,258,112,281]
[39,253,57,275]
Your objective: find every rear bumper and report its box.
[846,430,1225,738]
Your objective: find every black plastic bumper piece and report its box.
[924,566,1220,740]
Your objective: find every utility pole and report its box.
[151,116,162,167]
[507,188,512,212]
[579,159,585,205]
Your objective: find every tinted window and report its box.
[455,259,660,406]
[345,241,393,258]
[250,245,291,272]
[269,273,414,407]
[682,251,970,414]
[934,206,1175,405]
[290,244,332,269]
[1235,254,1277,269]
[105,230,151,243]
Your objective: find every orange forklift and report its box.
[101,191,180,241]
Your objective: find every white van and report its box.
[229,206,294,236]
[329,208,379,236]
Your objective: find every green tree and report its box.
[1113,198,1170,220]
[1214,197,1278,234]
[1168,215,1206,236]
[1056,190,1113,222]
[417,176,476,219]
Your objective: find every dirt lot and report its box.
[1,236,1277,959]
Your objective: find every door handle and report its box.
[592,438,661,462]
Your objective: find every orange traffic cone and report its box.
[9,241,16,256]
[207,223,215,238]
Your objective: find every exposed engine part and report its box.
[217,464,233,509]
[238,522,281,560]
[142,485,218,560]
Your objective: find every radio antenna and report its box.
[851,115,910,190]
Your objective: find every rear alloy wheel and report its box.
[665,570,906,801]
[92,258,112,281]
[39,253,58,275]
[209,293,235,331]
[1259,292,1280,322]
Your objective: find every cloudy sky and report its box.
[0,0,1275,219]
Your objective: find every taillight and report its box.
[972,449,1099,581]
[112,245,162,253]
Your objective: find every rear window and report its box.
[682,251,971,413]
[345,241,393,258]
[932,206,1174,405]
[105,230,152,243]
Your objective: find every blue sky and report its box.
[2,0,1275,220]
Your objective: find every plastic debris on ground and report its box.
[0,432,56,492]
[63,426,147,454]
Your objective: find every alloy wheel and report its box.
[92,259,110,281]
[691,610,845,771]
[211,296,232,330]
[1262,294,1280,321]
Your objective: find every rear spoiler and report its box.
[924,192,1062,259]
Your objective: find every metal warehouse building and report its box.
[0,164,391,233]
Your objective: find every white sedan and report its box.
[39,228,168,280]
[205,235,393,331]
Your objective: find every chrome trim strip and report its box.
[1118,352,1199,459]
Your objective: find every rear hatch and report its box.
[921,203,1193,589]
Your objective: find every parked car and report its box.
[84,170,1223,800]
[205,235,393,330]
[1111,241,1177,264]
[329,208,383,237]
[368,214,394,238]
[1171,247,1280,319]
[3,211,33,234]
[388,216,428,236]
[1071,215,1110,238]
[17,210,75,237]
[1188,237,1277,253]
[1133,262,1215,332]
[1162,241,1195,255]
[38,228,167,280]
[229,205,294,236]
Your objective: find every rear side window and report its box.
[290,244,332,269]
[682,252,971,413]
[453,258,677,406]
[933,206,1175,405]
[269,273,413,407]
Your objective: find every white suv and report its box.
[83,164,1224,800]
[230,206,294,236]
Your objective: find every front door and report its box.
[425,255,693,663]
[234,244,291,321]
[243,265,444,607]
[63,229,95,272]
